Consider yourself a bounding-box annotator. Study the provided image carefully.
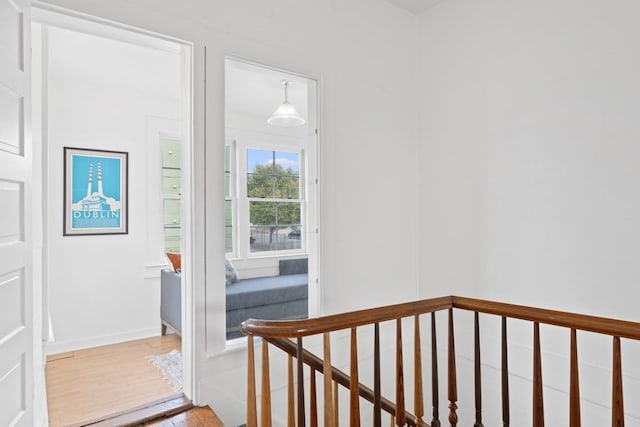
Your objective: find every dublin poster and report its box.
[64,147,128,236]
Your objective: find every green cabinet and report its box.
[161,138,182,253]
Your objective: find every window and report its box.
[161,138,181,253]
[225,143,305,258]
[247,149,302,252]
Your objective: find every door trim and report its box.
[31,5,196,401]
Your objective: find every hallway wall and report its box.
[416,0,640,423]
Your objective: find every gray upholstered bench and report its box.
[160,258,308,339]
[225,258,308,339]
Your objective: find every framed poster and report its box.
[63,147,128,236]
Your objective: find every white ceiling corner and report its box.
[383,0,445,15]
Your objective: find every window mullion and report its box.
[247,197,301,203]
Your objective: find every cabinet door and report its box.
[163,199,182,227]
[164,227,181,253]
[162,168,181,195]
[161,139,181,169]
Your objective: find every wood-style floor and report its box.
[144,406,223,426]
[46,334,182,427]
[84,395,223,427]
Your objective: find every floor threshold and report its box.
[75,394,192,427]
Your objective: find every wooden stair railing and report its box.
[242,295,640,427]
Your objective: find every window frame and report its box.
[227,138,307,260]
[224,140,237,258]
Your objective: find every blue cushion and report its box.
[225,258,238,286]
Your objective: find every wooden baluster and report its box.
[447,308,458,427]
[350,327,361,427]
[333,381,339,427]
[374,323,382,427]
[533,322,544,427]
[396,319,406,426]
[612,336,624,427]
[288,354,295,427]
[569,329,581,427]
[323,333,334,427]
[474,312,484,427]
[297,337,306,427]
[261,340,272,427]
[247,336,257,427]
[390,415,395,427]
[414,315,424,426]
[310,366,318,427]
[431,312,441,427]
[501,317,510,427]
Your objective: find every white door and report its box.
[0,0,34,426]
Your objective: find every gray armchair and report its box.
[160,269,182,335]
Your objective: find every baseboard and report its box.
[45,327,161,355]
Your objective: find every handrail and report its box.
[241,296,453,338]
[241,295,640,339]
[451,296,640,340]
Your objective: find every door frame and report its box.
[223,56,321,327]
[31,5,196,400]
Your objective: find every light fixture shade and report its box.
[267,79,306,127]
[267,101,306,126]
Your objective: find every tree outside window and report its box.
[247,149,302,252]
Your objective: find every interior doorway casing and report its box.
[32,5,196,401]
[219,57,321,347]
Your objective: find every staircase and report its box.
[241,296,640,426]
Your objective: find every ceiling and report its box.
[47,2,433,125]
[48,26,182,102]
[383,0,444,14]
[47,27,312,127]
[225,59,310,122]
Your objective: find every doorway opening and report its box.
[32,8,194,426]
[224,58,319,341]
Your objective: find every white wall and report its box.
[36,0,420,424]
[417,0,640,424]
[43,25,182,353]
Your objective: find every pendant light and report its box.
[267,79,306,127]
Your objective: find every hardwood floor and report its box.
[84,395,192,427]
[143,406,223,427]
[73,395,223,427]
[46,334,182,427]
